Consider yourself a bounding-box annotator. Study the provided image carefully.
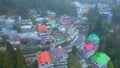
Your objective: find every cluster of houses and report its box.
[36,33,111,68]
[76,33,111,68]
[74,2,113,23]
[74,2,95,19]
[0,10,76,47]
[97,3,113,23]
[37,46,68,68]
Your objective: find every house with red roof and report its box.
[38,25,48,32]
[37,51,54,68]
[77,43,97,59]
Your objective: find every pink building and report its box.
[78,43,97,59]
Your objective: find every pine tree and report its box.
[0,51,5,68]
[4,42,16,68]
[93,15,104,36]
[16,47,27,68]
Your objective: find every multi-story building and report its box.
[37,46,68,68]
[78,43,97,60]
[90,52,110,68]
[37,51,54,68]
[50,46,68,68]
[16,19,33,32]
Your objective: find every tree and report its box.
[87,5,99,23]
[0,51,5,68]
[4,42,16,68]
[93,15,104,36]
[16,47,27,68]
[112,5,120,24]
[68,46,82,68]
[108,61,114,68]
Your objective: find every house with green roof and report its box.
[90,52,110,68]
[88,34,100,46]
[54,36,64,42]
[50,22,57,29]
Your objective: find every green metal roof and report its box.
[42,19,47,23]
[88,34,100,41]
[90,52,110,66]
[55,36,64,42]
[50,22,57,29]
[37,50,42,54]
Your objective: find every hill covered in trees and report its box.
[86,4,120,68]
[0,42,26,68]
[0,0,77,17]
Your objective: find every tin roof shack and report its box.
[15,19,33,32]
[50,46,68,68]
[77,43,97,60]
[88,34,100,47]
[90,52,110,68]
[37,51,54,68]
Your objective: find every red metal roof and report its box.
[84,43,94,50]
[38,25,48,32]
[37,51,53,66]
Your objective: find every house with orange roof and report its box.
[38,25,48,32]
[37,51,54,68]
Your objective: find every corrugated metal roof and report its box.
[38,25,48,32]
[90,52,110,66]
[84,43,94,50]
[88,34,100,41]
[37,51,53,66]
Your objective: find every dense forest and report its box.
[0,0,77,17]
[0,42,26,68]
[87,4,120,68]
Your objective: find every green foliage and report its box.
[108,61,114,68]
[87,6,99,23]
[112,5,120,24]
[68,46,82,68]
[0,0,77,17]
[0,51,5,68]
[4,42,16,68]
[93,15,105,36]
[0,42,27,68]
[27,61,38,68]
[16,47,27,68]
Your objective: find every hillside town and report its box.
[0,1,115,68]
